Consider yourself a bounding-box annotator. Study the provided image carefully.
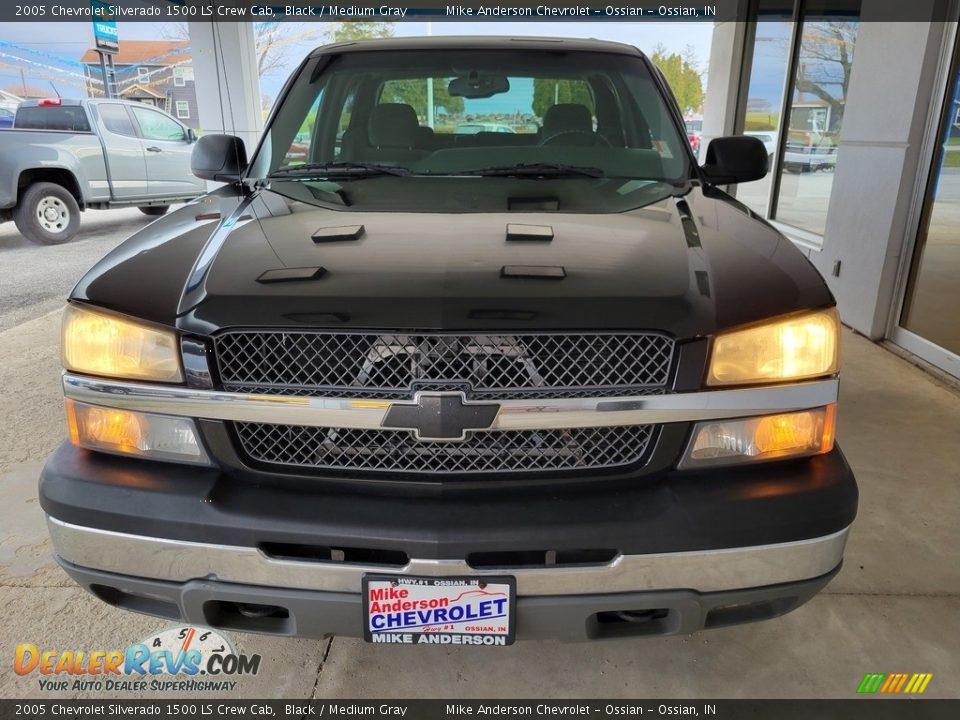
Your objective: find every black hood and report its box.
[73,185,833,339]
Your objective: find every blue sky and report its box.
[0,20,714,103]
[744,20,792,114]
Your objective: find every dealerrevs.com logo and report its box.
[14,626,261,692]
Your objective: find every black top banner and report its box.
[3,0,956,23]
[0,700,959,720]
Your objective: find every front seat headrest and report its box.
[368,103,419,148]
[542,103,593,137]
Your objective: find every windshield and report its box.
[249,48,691,212]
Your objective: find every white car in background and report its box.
[455,122,516,134]
[746,129,837,173]
[745,131,778,164]
[784,139,838,173]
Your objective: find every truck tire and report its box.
[14,182,81,245]
[138,205,169,216]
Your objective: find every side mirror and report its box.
[191,133,247,183]
[700,136,768,185]
[186,128,197,143]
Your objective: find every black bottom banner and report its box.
[1,700,959,720]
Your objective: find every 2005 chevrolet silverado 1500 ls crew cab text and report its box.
[41,37,857,644]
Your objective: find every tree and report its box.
[163,22,304,77]
[792,21,858,132]
[257,21,398,76]
[163,22,379,78]
[330,23,464,118]
[253,23,330,77]
[380,78,464,118]
[531,79,594,118]
[331,22,395,43]
[650,45,704,116]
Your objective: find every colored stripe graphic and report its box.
[857,672,933,694]
[879,674,897,693]
[857,674,885,693]
[906,673,934,694]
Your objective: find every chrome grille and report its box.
[235,423,656,474]
[214,331,675,398]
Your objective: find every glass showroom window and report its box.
[736,0,861,239]
[898,45,960,359]
[736,2,793,218]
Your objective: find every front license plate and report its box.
[363,575,516,646]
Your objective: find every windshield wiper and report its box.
[455,162,605,178]
[269,161,412,179]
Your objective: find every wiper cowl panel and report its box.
[455,162,605,178]
[269,161,412,179]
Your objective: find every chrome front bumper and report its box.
[47,516,849,597]
[62,373,840,431]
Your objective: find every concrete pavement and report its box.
[0,212,958,699]
[0,207,158,332]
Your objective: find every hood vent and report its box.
[501,265,566,280]
[506,223,554,242]
[312,224,365,243]
[257,267,326,284]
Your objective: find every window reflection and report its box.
[775,15,860,233]
[900,61,960,355]
[737,10,792,217]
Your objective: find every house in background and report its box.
[1,85,49,103]
[81,40,199,129]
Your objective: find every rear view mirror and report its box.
[700,136,769,185]
[448,72,510,99]
[187,128,198,143]
[191,134,247,183]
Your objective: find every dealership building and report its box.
[701,0,960,381]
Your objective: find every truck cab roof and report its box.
[310,35,645,57]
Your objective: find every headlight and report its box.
[62,304,183,383]
[66,400,210,465]
[706,308,839,386]
[679,405,836,469]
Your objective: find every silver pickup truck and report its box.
[0,98,205,244]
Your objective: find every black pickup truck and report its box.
[41,37,856,644]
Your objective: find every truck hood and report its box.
[74,185,833,338]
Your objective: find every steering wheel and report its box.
[538,130,612,147]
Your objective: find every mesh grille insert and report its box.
[214,331,675,399]
[234,423,656,475]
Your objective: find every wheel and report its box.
[14,182,81,245]
[138,205,169,216]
